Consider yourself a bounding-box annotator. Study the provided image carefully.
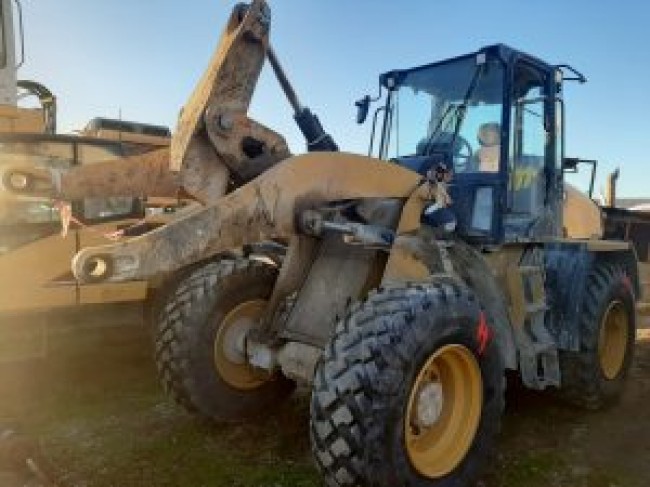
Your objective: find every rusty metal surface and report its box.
[4,0,286,207]
[171,0,289,187]
[3,139,230,204]
[1,148,179,200]
[178,138,229,204]
[205,111,290,181]
[71,152,422,283]
[59,148,179,199]
[171,0,267,170]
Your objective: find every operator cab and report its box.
[369,44,571,244]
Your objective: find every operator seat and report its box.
[476,122,500,172]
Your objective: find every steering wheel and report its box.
[452,135,474,173]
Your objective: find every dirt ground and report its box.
[0,321,649,487]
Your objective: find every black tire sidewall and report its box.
[310,284,506,487]
[189,267,279,417]
[559,264,637,409]
[588,271,636,394]
[156,261,294,421]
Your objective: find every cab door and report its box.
[504,60,556,240]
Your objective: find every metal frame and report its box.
[0,132,152,223]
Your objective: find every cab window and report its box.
[508,63,548,221]
[77,142,143,222]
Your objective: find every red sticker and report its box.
[477,311,491,356]
[622,275,634,296]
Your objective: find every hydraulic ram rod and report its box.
[266,46,338,152]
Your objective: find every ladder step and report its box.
[526,303,547,315]
[519,265,543,275]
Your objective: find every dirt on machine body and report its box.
[4,1,649,486]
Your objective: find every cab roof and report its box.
[379,44,555,89]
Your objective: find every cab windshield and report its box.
[382,55,505,173]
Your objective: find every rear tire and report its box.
[310,280,505,487]
[154,259,294,421]
[559,263,636,409]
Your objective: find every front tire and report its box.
[154,259,294,421]
[310,281,504,487]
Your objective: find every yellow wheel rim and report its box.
[404,344,483,479]
[598,300,629,380]
[213,300,268,390]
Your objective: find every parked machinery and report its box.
[6,2,640,485]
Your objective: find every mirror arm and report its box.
[355,80,385,124]
[562,157,598,198]
[368,106,386,157]
[555,64,587,84]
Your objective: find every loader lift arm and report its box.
[3,0,336,205]
[71,153,421,283]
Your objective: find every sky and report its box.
[17,0,650,197]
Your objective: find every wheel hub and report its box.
[415,382,444,428]
[220,314,255,365]
[405,344,483,479]
[214,300,268,390]
[598,300,629,380]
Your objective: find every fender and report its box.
[381,233,518,371]
[544,240,639,351]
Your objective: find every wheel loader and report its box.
[8,1,641,485]
[0,0,182,361]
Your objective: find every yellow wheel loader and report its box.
[10,1,644,485]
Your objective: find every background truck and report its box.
[600,170,650,316]
[0,0,181,360]
[564,163,650,317]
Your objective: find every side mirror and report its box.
[562,157,579,171]
[355,95,371,124]
[562,157,598,198]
